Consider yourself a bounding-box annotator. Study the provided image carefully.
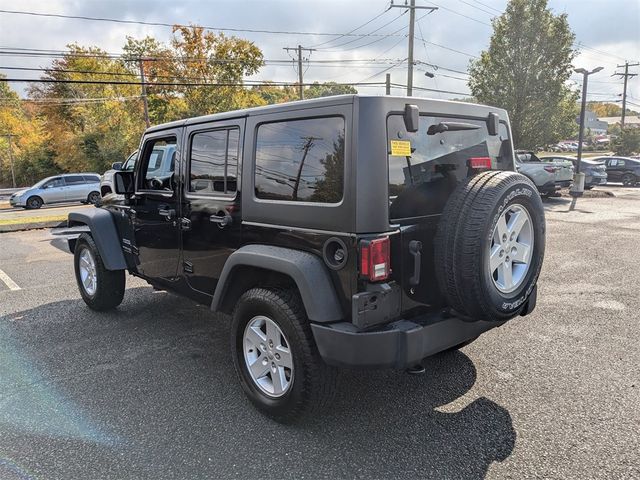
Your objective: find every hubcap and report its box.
[79,248,98,296]
[488,204,534,294]
[243,316,293,397]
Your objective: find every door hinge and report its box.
[183,261,194,274]
[180,218,191,231]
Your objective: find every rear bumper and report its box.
[555,180,572,188]
[311,312,504,369]
[538,180,559,194]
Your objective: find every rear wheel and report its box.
[26,196,43,209]
[622,173,637,187]
[74,233,125,310]
[435,171,545,321]
[231,287,336,423]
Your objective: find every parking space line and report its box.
[0,268,21,291]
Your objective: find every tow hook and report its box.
[406,364,426,375]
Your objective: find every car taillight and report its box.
[468,157,492,170]
[360,237,390,282]
[543,166,557,173]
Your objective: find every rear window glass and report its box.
[254,116,344,203]
[387,114,511,219]
[189,128,239,195]
[83,175,100,182]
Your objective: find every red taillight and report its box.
[360,237,390,282]
[543,165,558,173]
[468,157,492,170]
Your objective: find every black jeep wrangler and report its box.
[68,95,545,422]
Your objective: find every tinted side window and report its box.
[44,178,64,188]
[255,116,344,203]
[138,138,177,191]
[65,175,86,185]
[189,128,239,194]
[83,175,100,183]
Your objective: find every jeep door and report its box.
[180,119,244,300]
[130,131,181,282]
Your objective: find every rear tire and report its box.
[74,233,125,311]
[231,287,337,423]
[434,171,545,321]
[26,196,43,209]
[622,173,637,187]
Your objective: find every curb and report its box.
[0,219,67,233]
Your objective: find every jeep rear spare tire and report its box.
[435,171,545,321]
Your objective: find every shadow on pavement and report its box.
[0,288,515,479]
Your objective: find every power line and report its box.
[316,10,408,51]
[308,8,391,49]
[426,2,492,27]
[468,0,502,15]
[0,77,387,88]
[0,9,407,39]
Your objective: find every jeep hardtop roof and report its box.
[145,95,510,134]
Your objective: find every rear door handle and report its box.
[210,213,232,227]
[409,240,422,286]
[158,206,175,219]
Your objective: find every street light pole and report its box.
[571,66,603,199]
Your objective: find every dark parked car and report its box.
[64,95,545,422]
[592,156,640,186]
[539,155,607,189]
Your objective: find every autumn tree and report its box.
[469,0,578,150]
[0,76,54,186]
[169,25,264,117]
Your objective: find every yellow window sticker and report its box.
[390,140,412,156]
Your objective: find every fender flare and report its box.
[211,244,343,323]
[68,209,127,270]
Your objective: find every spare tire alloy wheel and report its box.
[243,315,293,397]
[488,204,533,294]
[435,171,545,322]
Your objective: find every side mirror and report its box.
[111,162,123,171]
[487,112,500,136]
[114,171,135,195]
[403,104,419,133]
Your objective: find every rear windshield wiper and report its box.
[427,122,481,135]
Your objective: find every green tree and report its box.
[304,82,357,99]
[613,128,640,156]
[28,45,145,174]
[468,0,578,150]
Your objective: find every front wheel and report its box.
[622,173,637,187]
[74,233,125,310]
[231,287,336,423]
[26,196,43,209]
[87,191,101,204]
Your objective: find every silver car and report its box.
[9,173,101,209]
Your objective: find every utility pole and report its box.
[138,58,150,128]
[390,0,437,96]
[385,73,391,95]
[292,136,321,200]
[0,133,17,188]
[613,62,639,128]
[283,45,316,100]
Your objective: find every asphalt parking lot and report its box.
[0,186,638,480]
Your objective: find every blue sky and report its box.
[0,0,638,103]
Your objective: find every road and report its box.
[0,187,639,479]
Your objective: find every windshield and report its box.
[32,176,56,188]
[387,114,512,219]
[122,151,138,171]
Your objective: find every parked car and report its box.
[9,173,101,209]
[65,95,545,422]
[515,150,573,195]
[592,156,640,186]
[101,151,137,196]
[539,155,607,189]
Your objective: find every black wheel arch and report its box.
[212,245,343,323]
[67,209,127,270]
